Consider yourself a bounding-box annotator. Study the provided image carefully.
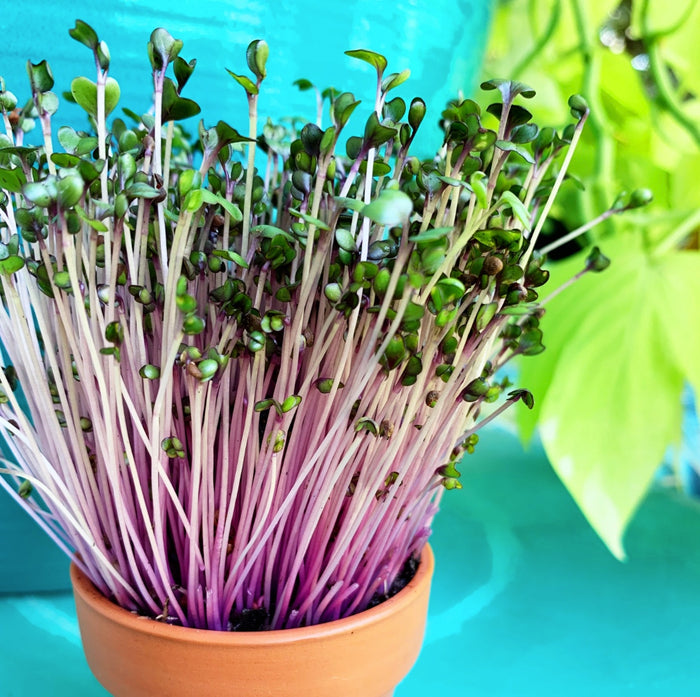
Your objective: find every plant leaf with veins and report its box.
[518,237,700,558]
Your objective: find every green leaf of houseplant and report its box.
[518,239,700,559]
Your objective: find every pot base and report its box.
[71,546,434,697]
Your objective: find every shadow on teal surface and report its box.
[397,428,700,696]
[0,347,69,593]
[2,427,700,695]
[0,489,71,593]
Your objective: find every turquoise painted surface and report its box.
[0,0,493,154]
[2,429,700,695]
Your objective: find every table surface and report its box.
[2,428,700,696]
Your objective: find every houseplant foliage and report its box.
[0,21,630,631]
[484,0,700,558]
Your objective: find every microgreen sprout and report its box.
[0,22,646,630]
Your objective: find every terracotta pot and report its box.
[70,545,434,697]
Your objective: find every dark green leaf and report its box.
[480,79,536,102]
[50,153,80,168]
[253,224,294,241]
[173,57,197,92]
[0,168,26,193]
[127,182,163,199]
[495,139,535,164]
[301,122,323,157]
[363,112,397,149]
[332,92,361,129]
[509,389,534,409]
[568,94,589,119]
[214,120,254,146]
[26,60,54,93]
[408,98,426,131]
[585,246,611,272]
[69,20,98,50]
[346,135,363,160]
[384,97,406,122]
[211,249,249,267]
[162,78,201,122]
[293,78,314,91]
[511,123,538,143]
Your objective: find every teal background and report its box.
[0,0,494,154]
[2,429,700,695]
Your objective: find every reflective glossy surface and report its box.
[0,0,493,154]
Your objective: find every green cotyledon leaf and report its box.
[518,235,700,559]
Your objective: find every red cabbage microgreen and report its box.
[0,24,644,630]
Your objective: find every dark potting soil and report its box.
[367,553,420,609]
[225,553,421,631]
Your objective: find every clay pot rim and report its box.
[70,544,434,646]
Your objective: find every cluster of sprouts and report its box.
[0,23,631,629]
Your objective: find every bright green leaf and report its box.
[345,49,388,75]
[518,239,699,559]
[226,70,258,96]
[69,20,98,50]
[382,69,411,93]
[70,76,120,118]
[408,226,454,243]
[499,191,531,230]
[288,208,330,231]
[246,39,268,81]
[362,189,413,226]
